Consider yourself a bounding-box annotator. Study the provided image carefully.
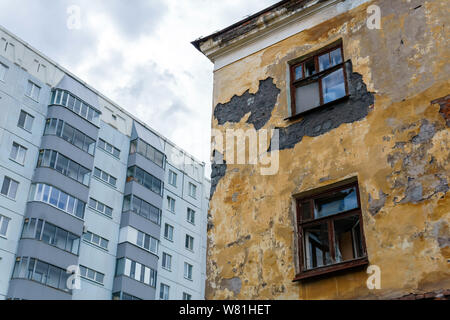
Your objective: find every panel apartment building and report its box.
[0,25,209,300]
[193,0,449,299]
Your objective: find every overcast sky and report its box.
[0,0,278,176]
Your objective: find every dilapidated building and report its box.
[193,0,449,299]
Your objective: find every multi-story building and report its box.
[0,25,209,300]
[193,0,449,299]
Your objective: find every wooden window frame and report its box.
[294,181,368,281]
[289,44,349,117]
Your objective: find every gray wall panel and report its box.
[112,275,156,300]
[116,242,158,271]
[8,279,72,300]
[40,135,94,169]
[120,211,161,239]
[47,105,99,138]
[16,239,78,268]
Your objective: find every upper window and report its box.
[167,196,175,213]
[188,182,197,199]
[93,167,117,187]
[129,138,165,168]
[10,142,27,165]
[184,262,193,280]
[295,181,367,281]
[17,110,34,132]
[160,283,169,300]
[162,252,172,271]
[79,265,104,284]
[164,224,174,241]
[98,138,120,158]
[25,80,41,101]
[185,234,194,251]
[1,176,18,199]
[168,170,177,187]
[0,62,8,81]
[290,44,347,116]
[187,208,195,225]
[0,214,11,237]
[182,292,192,300]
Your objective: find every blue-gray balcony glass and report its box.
[122,194,161,225]
[115,257,157,287]
[130,138,165,168]
[126,166,163,196]
[50,89,101,126]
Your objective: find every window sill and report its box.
[293,256,368,282]
[284,94,350,122]
[25,94,39,103]
[9,158,25,166]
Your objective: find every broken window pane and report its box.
[314,186,358,218]
[304,59,316,77]
[294,65,303,80]
[304,223,331,269]
[321,68,346,103]
[295,81,320,114]
[334,215,364,263]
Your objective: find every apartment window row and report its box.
[10,142,27,165]
[126,166,163,196]
[50,89,101,126]
[0,62,8,81]
[18,110,34,132]
[184,262,193,281]
[25,80,41,102]
[130,138,165,168]
[185,234,194,251]
[136,230,159,255]
[159,283,169,300]
[29,183,85,219]
[164,223,174,241]
[37,149,91,186]
[93,167,117,187]
[44,118,96,155]
[162,252,172,271]
[290,44,347,116]
[21,218,80,255]
[98,138,120,158]
[0,214,11,237]
[88,198,113,218]
[187,208,195,225]
[12,257,71,293]
[115,258,157,287]
[112,292,141,300]
[122,194,161,225]
[168,170,177,187]
[83,231,109,251]
[188,182,197,199]
[79,265,104,285]
[1,176,19,199]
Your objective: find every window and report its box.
[37,150,91,186]
[83,231,109,250]
[129,138,165,168]
[29,183,85,219]
[88,198,113,217]
[182,292,192,300]
[168,170,177,187]
[160,283,169,300]
[115,258,157,287]
[126,166,163,195]
[10,142,27,165]
[185,234,194,251]
[167,196,175,213]
[93,167,117,187]
[44,119,96,155]
[0,62,8,81]
[0,215,11,237]
[136,230,159,255]
[184,262,193,280]
[187,208,195,225]
[21,218,80,254]
[17,110,34,132]
[162,252,172,271]
[188,182,197,198]
[164,224,174,241]
[50,89,100,126]
[98,138,120,158]
[290,44,347,116]
[122,194,161,225]
[79,265,104,284]
[295,181,367,281]
[12,257,71,292]
[1,176,18,199]
[25,80,40,101]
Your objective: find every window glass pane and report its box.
[18,111,26,128]
[42,184,50,202]
[92,234,100,245]
[87,268,95,280]
[0,216,10,236]
[10,143,18,160]
[109,176,116,187]
[75,200,85,219]
[26,81,33,96]
[62,124,74,142]
[132,196,141,213]
[334,215,364,263]
[49,188,59,206]
[55,228,68,250]
[62,91,68,106]
[42,222,57,245]
[33,261,49,283]
[100,238,108,249]
[303,222,331,270]
[295,81,320,114]
[67,95,75,109]
[67,161,79,181]
[330,48,342,67]
[294,65,303,80]
[47,265,61,288]
[67,197,75,214]
[105,206,113,217]
[73,99,81,113]
[80,104,88,118]
[1,177,10,196]
[25,114,34,131]
[73,131,85,150]
[322,68,346,103]
[304,59,316,77]
[95,273,104,283]
[314,186,358,218]
[300,201,312,220]
[318,52,331,71]
[57,189,68,210]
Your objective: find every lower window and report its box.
[295,180,368,280]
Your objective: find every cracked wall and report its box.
[207,0,449,300]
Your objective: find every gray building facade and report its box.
[0,26,209,300]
